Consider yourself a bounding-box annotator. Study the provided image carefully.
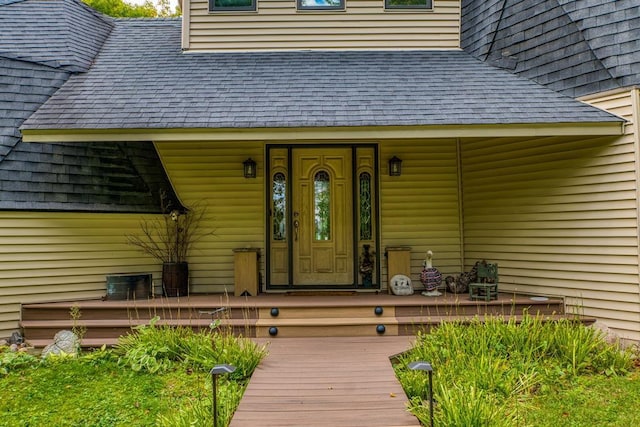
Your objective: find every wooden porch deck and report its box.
[21,292,570,347]
[230,336,420,427]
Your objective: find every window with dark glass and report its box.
[297,0,345,11]
[272,172,286,241]
[385,0,432,9]
[359,172,372,241]
[314,170,331,241]
[209,0,256,12]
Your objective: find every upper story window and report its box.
[209,0,257,12]
[385,0,432,9]
[297,0,345,11]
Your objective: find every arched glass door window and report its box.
[314,170,331,241]
[359,172,372,240]
[272,172,286,241]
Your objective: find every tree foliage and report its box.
[82,0,181,18]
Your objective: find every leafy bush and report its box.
[115,316,267,378]
[0,349,38,376]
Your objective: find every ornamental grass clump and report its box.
[395,314,635,427]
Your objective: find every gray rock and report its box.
[0,339,7,347]
[41,330,79,358]
[9,331,23,345]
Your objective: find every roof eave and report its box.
[21,122,626,143]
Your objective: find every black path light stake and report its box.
[210,364,236,427]
[408,361,434,427]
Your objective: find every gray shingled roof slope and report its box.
[0,57,69,161]
[0,139,181,212]
[461,0,640,98]
[0,0,113,72]
[0,0,180,212]
[22,18,621,132]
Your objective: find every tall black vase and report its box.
[162,262,189,297]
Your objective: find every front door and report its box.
[267,145,378,289]
[292,148,353,285]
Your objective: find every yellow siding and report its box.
[0,212,163,338]
[154,141,265,293]
[379,139,462,286]
[157,139,463,291]
[460,91,640,341]
[185,0,461,51]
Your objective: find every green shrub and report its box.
[0,349,39,376]
[115,316,267,378]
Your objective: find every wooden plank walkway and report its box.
[230,336,421,427]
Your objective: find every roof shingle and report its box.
[22,18,621,132]
[0,0,113,72]
[462,0,640,97]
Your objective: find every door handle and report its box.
[293,219,300,241]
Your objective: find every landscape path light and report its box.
[408,360,434,427]
[210,364,236,427]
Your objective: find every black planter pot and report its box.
[162,262,189,297]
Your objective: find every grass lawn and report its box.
[0,320,266,426]
[0,359,209,426]
[524,371,640,426]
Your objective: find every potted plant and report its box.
[127,197,211,297]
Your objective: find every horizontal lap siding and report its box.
[186,0,460,51]
[155,141,264,294]
[461,91,640,341]
[379,139,462,288]
[0,213,161,338]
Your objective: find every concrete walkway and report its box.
[230,336,421,427]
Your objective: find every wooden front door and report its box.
[268,145,378,289]
[292,148,353,286]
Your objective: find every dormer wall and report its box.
[182,0,461,52]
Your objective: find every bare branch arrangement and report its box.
[127,194,213,263]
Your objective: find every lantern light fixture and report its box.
[389,156,402,176]
[243,157,257,178]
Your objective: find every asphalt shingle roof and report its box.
[21,18,621,132]
[0,0,180,212]
[461,0,640,97]
[0,0,113,72]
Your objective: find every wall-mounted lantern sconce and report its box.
[243,157,257,178]
[389,156,402,176]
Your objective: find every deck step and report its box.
[20,293,568,347]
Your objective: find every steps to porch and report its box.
[20,293,575,347]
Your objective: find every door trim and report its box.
[265,144,380,291]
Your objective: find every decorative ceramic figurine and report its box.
[359,244,374,288]
[420,250,442,297]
